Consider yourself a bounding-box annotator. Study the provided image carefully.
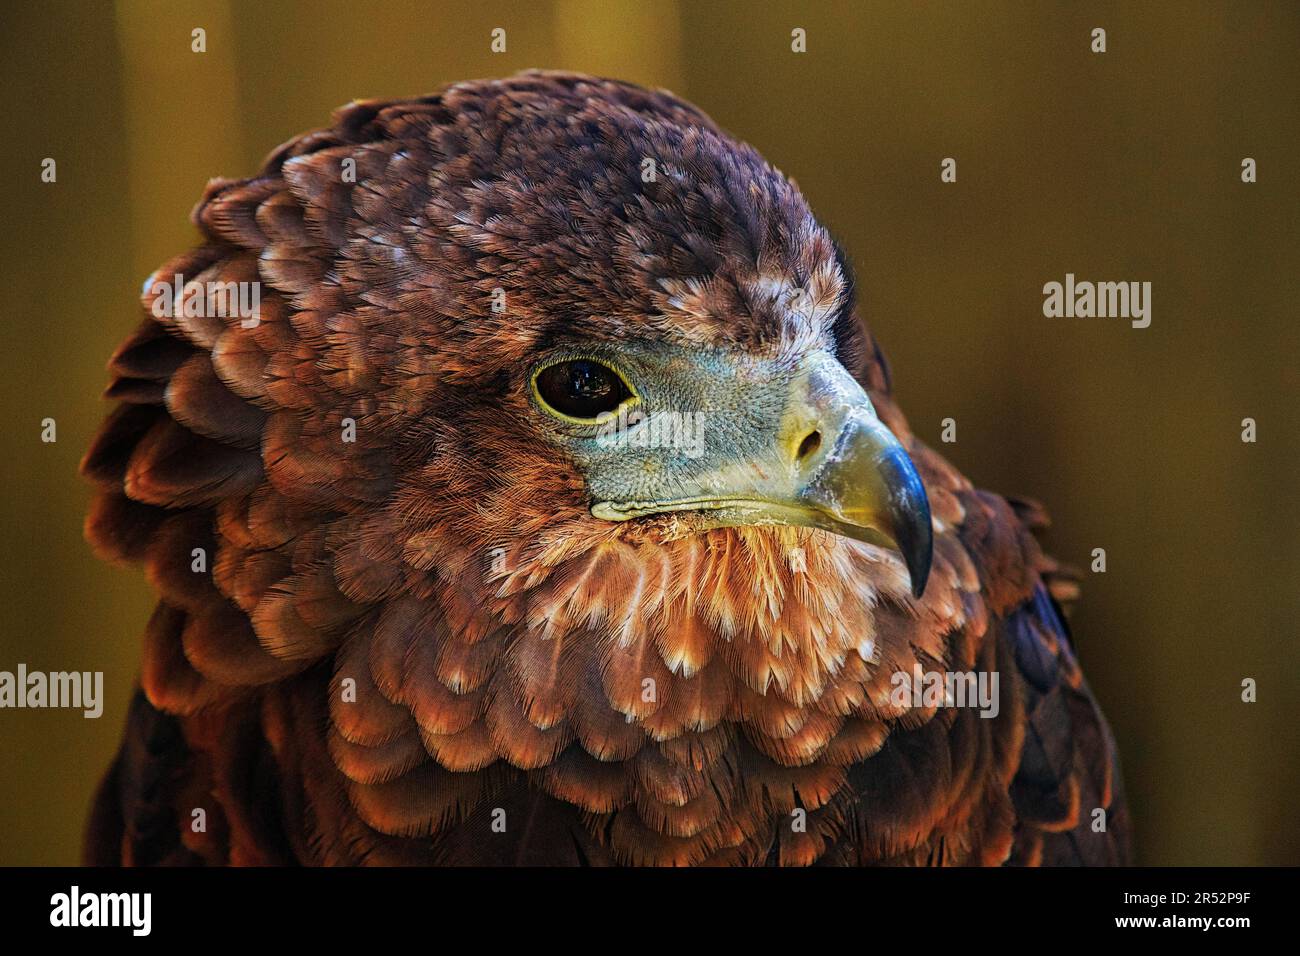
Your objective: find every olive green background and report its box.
[1,0,1296,866]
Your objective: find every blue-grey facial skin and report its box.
[528,338,933,598]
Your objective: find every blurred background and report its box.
[0,0,1296,866]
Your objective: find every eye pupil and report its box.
[535,359,633,420]
[569,361,610,400]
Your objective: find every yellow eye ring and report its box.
[530,357,641,425]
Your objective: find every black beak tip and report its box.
[908,535,932,599]
[881,449,933,600]
[900,511,932,599]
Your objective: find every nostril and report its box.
[796,430,822,462]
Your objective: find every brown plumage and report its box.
[82,71,1127,866]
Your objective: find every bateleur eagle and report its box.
[82,71,1129,866]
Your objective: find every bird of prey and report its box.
[82,71,1128,866]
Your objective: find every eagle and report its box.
[82,71,1128,866]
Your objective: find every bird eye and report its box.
[533,359,635,422]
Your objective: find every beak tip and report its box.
[904,522,932,600]
[877,447,933,601]
[910,562,930,600]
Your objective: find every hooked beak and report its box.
[591,354,933,598]
[791,409,933,598]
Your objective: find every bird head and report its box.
[360,72,932,600]
[95,73,943,701]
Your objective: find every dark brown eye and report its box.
[534,359,634,421]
